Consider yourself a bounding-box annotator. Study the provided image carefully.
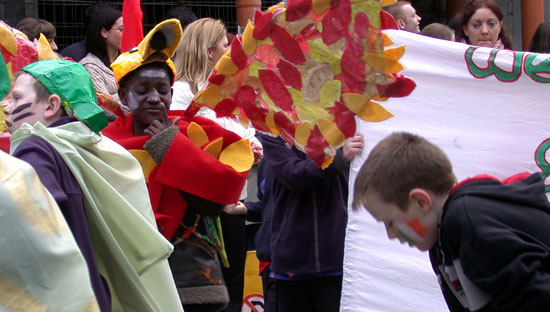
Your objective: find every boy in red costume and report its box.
[102,19,253,310]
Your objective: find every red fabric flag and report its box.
[121,0,143,52]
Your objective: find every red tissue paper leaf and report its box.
[259,69,294,112]
[300,23,322,40]
[305,125,329,167]
[376,73,416,98]
[208,73,226,85]
[274,111,296,145]
[277,60,303,90]
[230,38,250,69]
[321,0,351,45]
[330,100,356,137]
[253,10,273,40]
[380,10,399,30]
[255,44,280,66]
[236,86,271,132]
[286,0,312,22]
[335,73,364,94]
[354,12,370,39]
[271,24,306,65]
[215,98,237,118]
[341,39,365,85]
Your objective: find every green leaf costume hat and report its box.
[22,59,108,133]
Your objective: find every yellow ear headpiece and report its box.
[111,19,182,87]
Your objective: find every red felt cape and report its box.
[102,111,249,239]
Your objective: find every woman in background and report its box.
[455,0,513,49]
[172,18,228,111]
[16,17,58,51]
[528,22,550,53]
[79,3,122,102]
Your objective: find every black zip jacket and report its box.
[430,173,550,312]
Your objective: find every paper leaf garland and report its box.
[192,0,415,168]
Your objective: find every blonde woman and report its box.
[172,18,229,111]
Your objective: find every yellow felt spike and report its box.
[265,110,279,135]
[242,21,257,56]
[37,34,59,61]
[128,149,157,183]
[381,0,397,6]
[342,93,368,114]
[312,0,331,15]
[187,122,209,147]
[372,93,388,102]
[268,2,285,12]
[219,138,254,173]
[357,100,394,122]
[319,80,341,108]
[215,55,239,75]
[363,53,404,74]
[382,33,394,47]
[295,122,311,147]
[384,45,406,61]
[203,137,224,159]
[0,26,18,56]
[318,117,345,146]
[199,84,221,109]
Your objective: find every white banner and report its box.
[342,30,550,311]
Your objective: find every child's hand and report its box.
[343,134,364,163]
[223,202,247,215]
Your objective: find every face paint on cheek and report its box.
[396,218,427,244]
[12,111,35,123]
[11,102,32,115]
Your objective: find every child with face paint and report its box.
[352,132,550,312]
[5,59,183,312]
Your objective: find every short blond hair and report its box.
[173,18,226,94]
[352,132,456,211]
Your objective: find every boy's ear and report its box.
[409,188,432,213]
[118,88,128,106]
[397,19,406,30]
[44,94,64,119]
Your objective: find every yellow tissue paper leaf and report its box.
[319,80,341,108]
[187,122,209,147]
[384,45,406,61]
[198,84,221,109]
[312,0,330,15]
[296,100,332,122]
[289,88,303,107]
[219,138,254,173]
[0,26,17,56]
[215,55,239,75]
[318,117,345,146]
[381,0,396,6]
[382,33,394,47]
[249,59,261,77]
[320,154,334,169]
[295,122,311,147]
[268,2,285,12]
[265,110,279,135]
[363,53,404,74]
[357,100,394,122]
[309,38,342,75]
[242,21,256,56]
[37,33,59,61]
[342,93,368,114]
[129,150,157,182]
[204,137,223,159]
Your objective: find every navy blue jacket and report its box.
[261,134,350,277]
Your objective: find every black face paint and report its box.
[11,102,32,115]
[12,111,35,123]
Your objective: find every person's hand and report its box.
[144,107,179,138]
[223,202,247,215]
[251,140,264,164]
[343,133,364,163]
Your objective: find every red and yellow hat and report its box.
[111,19,182,87]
